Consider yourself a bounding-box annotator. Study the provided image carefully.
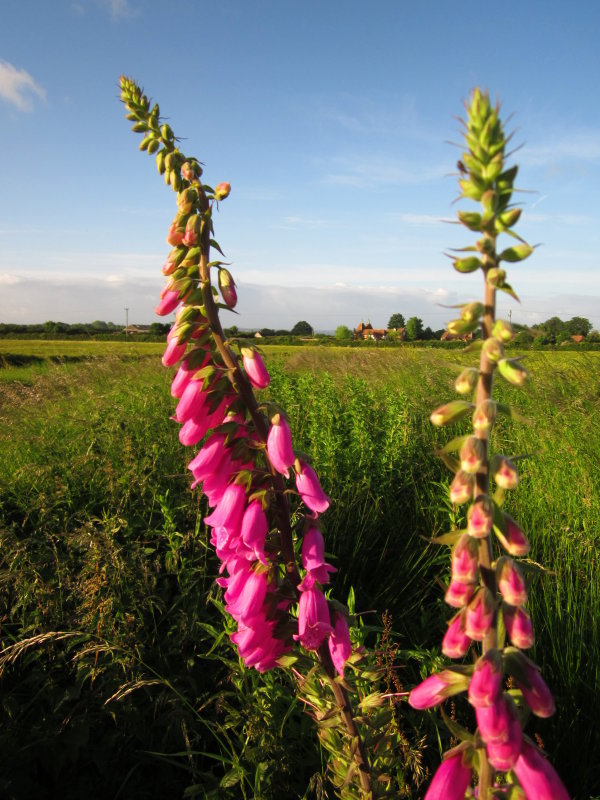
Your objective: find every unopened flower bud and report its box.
[473,399,497,432]
[497,358,528,386]
[450,470,475,504]
[504,604,534,649]
[460,436,485,474]
[491,455,519,490]
[177,187,197,215]
[218,268,237,309]
[448,318,479,336]
[167,221,185,246]
[442,610,472,659]
[465,587,495,640]
[492,319,514,343]
[183,214,201,246]
[495,513,530,556]
[451,534,479,583]
[455,367,478,395]
[241,348,270,390]
[482,337,505,363]
[505,652,556,718]
[214,181,231,201]
[408,670,470,709]
[430,400,473,427]
[497,557,527,606]
[467,495,493,538]
[445,579,476,608]
[486,267,506,288]
[468,649,503,708]
[461,301,485,322]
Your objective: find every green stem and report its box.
[475,268,498,799]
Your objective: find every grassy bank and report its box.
[0,346,598,797]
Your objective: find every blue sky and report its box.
[1,0,599,331]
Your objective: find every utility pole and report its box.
[509,309,512,325]
[124,307,129,337]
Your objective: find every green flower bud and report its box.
[473,399,497,432]
[430,400,474,427]
[447,318,479,336]
[490,455,519,490]
[482,337,504,363]
[497,358,528,386]
[461,302,485,322]
[455,367,478,395]
[453,256,482,274]
[486,267,506,288]
[492,319,514,343]
[460,436,485,474]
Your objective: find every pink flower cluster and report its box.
[154,262,352,675]
[409,474,568,795]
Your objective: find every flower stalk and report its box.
[412,89,569,799]
[119,76,387,797]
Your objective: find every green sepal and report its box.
[429,529,466,546]
[497,282,521,302]
[441,708,476,744]
[439,434,472,454]
[437,451,460,473]
[210,238,226,256]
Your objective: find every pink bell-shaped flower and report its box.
[242,348,270,389]
[468,649,503,708]
[295,460,330,514]
[513,740,570,800]
[295,586,332,650]
[266,414,295,476]
[328,613,352,676]
[442,610,471,659]
[423,751,472,800]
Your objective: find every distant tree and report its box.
[539,316,564,342]
[405,316,424,341]
[275,329,290,336]
[422,326,434,341]
[90,320,109,330]
[513,329,534,345]
[291,320,313,336]
[259,328,276,338]
[335,325,352,340]
[388,312,405,330]
[587,330,600,342]
[566,316,592,337]
[149,322,170,336]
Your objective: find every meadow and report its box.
[0,341,598,798]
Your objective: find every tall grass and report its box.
[0,347,598,797]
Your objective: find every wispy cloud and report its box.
[323,156,446,188]
[521,129,600,167]
[0,60,46,112]
[388,213,454,226]
[0,273,22,286]
[102,0,139,20]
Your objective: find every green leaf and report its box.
[439,434,471,454]
[220,766,245,788]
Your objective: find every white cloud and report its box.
[521,129,600,167]
[0,60,46,112]
[0,273,21,285]
[103,0,139,19]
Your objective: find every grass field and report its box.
[1,341,599,797]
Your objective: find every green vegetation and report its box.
[0,344,598,797]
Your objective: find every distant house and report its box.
[571,335,585,344]
[441,330,474,342]
[124,324,152,335]
[353,322,404,341]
